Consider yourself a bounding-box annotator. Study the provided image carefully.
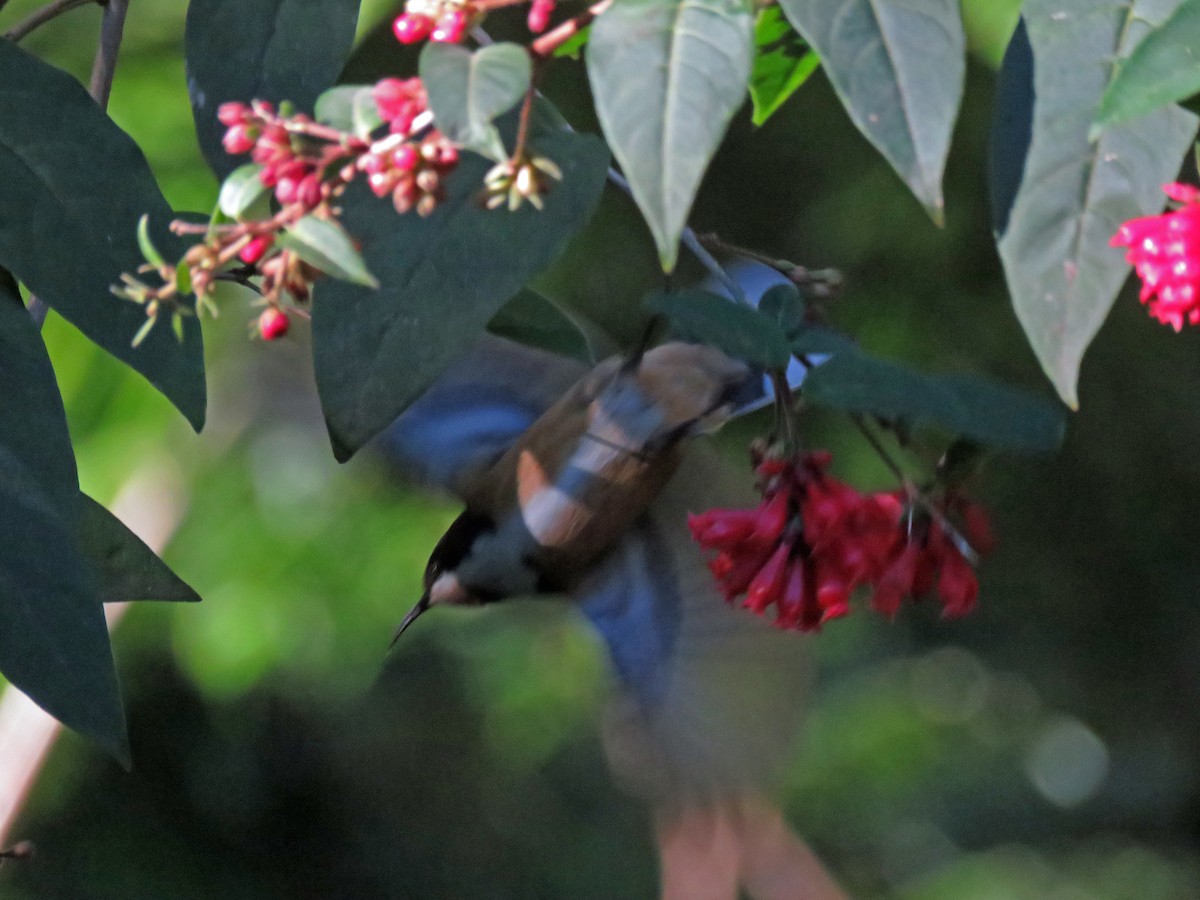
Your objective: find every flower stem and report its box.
[4,0,94,42]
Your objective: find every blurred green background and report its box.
[4,1,1200,897]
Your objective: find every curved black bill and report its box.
[390,593,430,647]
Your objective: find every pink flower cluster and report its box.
[218,102,337,212]
[688,451,989,632]
[393,0,471,44]
[1111,183,1200,331]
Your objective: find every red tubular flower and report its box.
[937,550,978,618]
[1111,182,1200,331]
[744,543,791,614]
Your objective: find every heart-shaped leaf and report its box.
[185,0,361,178]
[0,41,206,430]
[312,125,609,460]
[778,0,964,222]
[587,0,754,270]
[420,43,533,162]
[994,1,1198,407]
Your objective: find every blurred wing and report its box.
[372,335,587,498]
[574,444,811,803]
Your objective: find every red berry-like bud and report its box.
[217,102,251,126]
[275,177,300,205]
[238,235,273,265]
[222,124,256,155]
[431,9,468,42]
[393,12,432,44]
[527,0,554,32]
[393,143,419,172]
[296,174,323,208]
[258,307,290,341]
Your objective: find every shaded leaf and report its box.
[487,290,594,363]
[646,289,792,369]
[803,351,1066,453]
[185,0,360,178]
[0,42,206,430]
[587,0,754,270]
[757,283,806,336]
[0,272,79,521]
[0,449,127,765]
[996,1,1198,407]
[778,0,964,221]
[750,6,820,127]
[988,18,1035,237]
[77,494,200,604]
[218,163,270,219]
[312,125,609,460]
[314,84,385,139]
[1097,0,1200,129]
[420,43,533,162]
[279,215,379,288]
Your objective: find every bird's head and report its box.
[390,509,500,643]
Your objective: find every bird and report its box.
[377,332,847,899]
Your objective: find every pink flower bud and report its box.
[238,236,273,265]
[258,307,290,341]
[222,124,256,155]
[393,13,432,44]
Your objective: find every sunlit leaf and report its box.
[778,0,964,222]
[279,215,379,288]
[1097,0,1200,129]
[994,1,1198,407]
[218,163,270,219]
[587,0,754,270]
[314,84,385,139]
[749,6,819,127]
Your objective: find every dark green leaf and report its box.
[996,0,1198,407]
[749,6,820,127]
[587,0,754,270]
[803,352,1066,453]
[312,125,609,460]
[0,42,206,430]
[0,449,127,765]
[420,43,533,162]
[988,18,1034,237]
[185,0,360,178]
[487,290,593,363]
[757,283,805,336]
[218,163,270,219]
[314,84,385,139]
[77,494,200,604]
[778,0,965,222]
[0,272,79,521]
[790,323,858,358]
[279,215,379,288]
[646,290,792,369]
[1097,0,1200,129]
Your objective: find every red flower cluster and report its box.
[527,0,555,32]
[393,0,472,44]
[688,451,989,632]
[218,102,333,212]
[1111,182,1200,331]
[361,132,459,216]
[372,78,430,136]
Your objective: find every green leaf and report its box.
[777,0,965,222]
[314,84,385,139]
[587,0,754,270]
[217,163,270,220]
[0,276,126,763]
[995,1,1198,408]
[420,43,533,162]
[185,0,361,178]
[487,290,594,363]
[0,450,128,765]
[803,352,1066,454]
[1097,0,1200,129]
[279,215,379,288]
[136,215,166,269]
[757,283,806,336]
[0,42,206,431]
[77,494,200,604]
[749,6,820,127]
[312,125,610,460]
[0,273,80,522]
[554,25,591,59]
[646,290,792,369]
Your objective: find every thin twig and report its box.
[88,0,128,109]
[530,0,611,57]
[4,0,94,42]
